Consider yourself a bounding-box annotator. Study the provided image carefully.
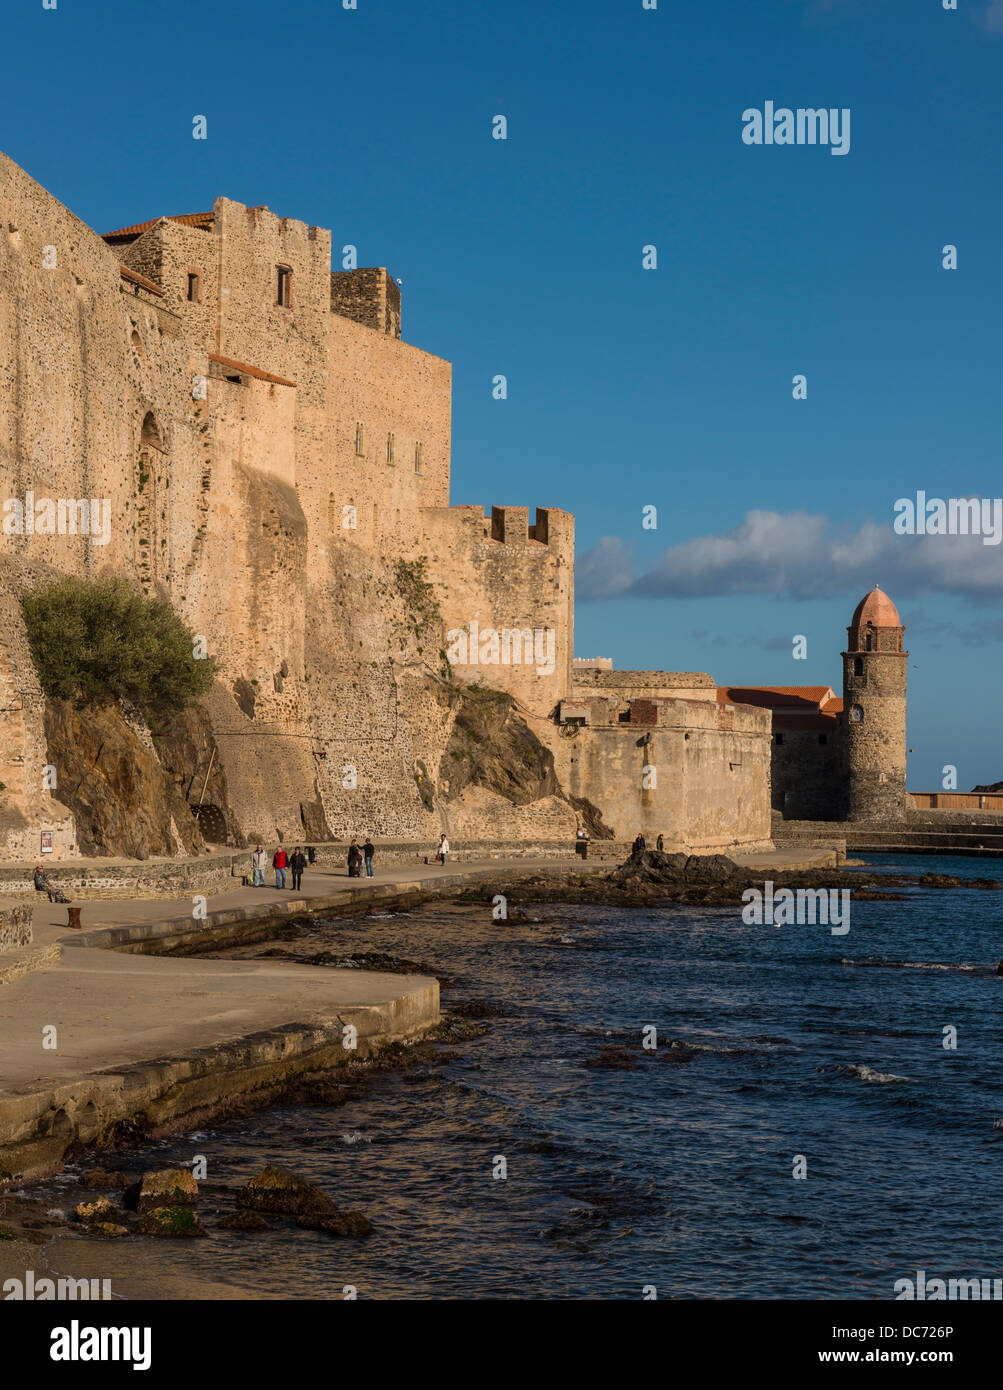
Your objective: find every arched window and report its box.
[141,411,163,449]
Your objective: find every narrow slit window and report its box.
[355,423,365,456]
[387,432,395,465]
[187,272,201,303]
[276,265,293,308]
[414,441,423,474]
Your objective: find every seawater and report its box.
[38,853,1003,1300]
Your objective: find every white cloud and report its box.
[576,534,634,600]
[578,507,1003,603]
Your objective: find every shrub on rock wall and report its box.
[22,576,215,719]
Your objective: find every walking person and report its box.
[251,844,267,887]
[348,840,363,878]
[656,833,664,852]
[273,844,288,888]
[437,833,450,864]
[290,846,306,891]
[632,832,646,857]
[363,837,375,878]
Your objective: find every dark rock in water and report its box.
[236,1165,337,1217]
[971,878,1002,890]
[850,889,909,901]
[919,873,964,888]
[88,1222,130,1238]
[435,1013,490,1042]
[452,1000,504,1019]
[308,949,431,976]
[135,1206,205,1238]
[585,1046,640,1070]
[996,960,1003,978]
[609,849,743,888]
[81,1169,131,1190]
[215,1210,274,1232]
[286,1078,363,1107]
[297,1211,372,1239]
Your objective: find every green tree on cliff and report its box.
[22,576,215,719]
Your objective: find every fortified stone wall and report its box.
[330,267,402,337]
[420,505,574,720]
[326,309,450,555]
[552,697,772,848]
[0,150,774,859]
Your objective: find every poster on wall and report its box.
[40,831,53,855]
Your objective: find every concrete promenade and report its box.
[0,845,836,1181]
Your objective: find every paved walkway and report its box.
[0,843,838,1179]
[24,856,609,947]
[22,844,835,945]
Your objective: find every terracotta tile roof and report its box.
[103,212,214,244]
[119,264,164,296]
[821,696,844,715]
[716,685,836,711]
[209,353,296,388]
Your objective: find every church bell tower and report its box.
[841,585,908,822]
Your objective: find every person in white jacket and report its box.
[437,834,450,864]
[251,844,268,887]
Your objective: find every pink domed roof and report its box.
[850,585,901,629]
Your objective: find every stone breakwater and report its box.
[0,987,440,1184]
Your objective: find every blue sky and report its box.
[4,0,1001,788]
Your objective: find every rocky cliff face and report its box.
[43,700,206,860]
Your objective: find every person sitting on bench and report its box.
[33,864,69,903]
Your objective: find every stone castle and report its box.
[0,152,907,862]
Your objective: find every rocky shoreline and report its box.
[5,848,998,1295]
[0,1008,486,1288]
[450,847,1002,909]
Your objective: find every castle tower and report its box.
[841,585,908,821]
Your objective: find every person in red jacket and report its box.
[273,844,288,888]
